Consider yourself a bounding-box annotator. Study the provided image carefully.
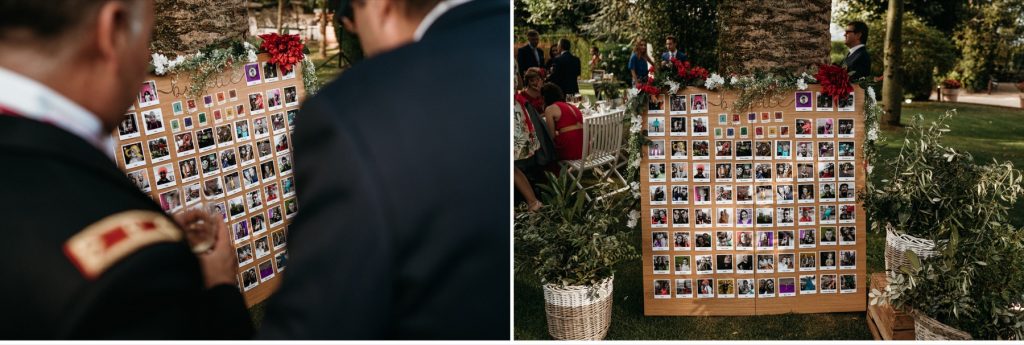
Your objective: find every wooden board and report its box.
[111,54,304,307]
[868,273,915,340]
[641,85,868,315]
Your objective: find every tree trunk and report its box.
[881,0,903,127]
[151,0,248,55]
[277,0,285,32]
[319,0,327,58]
[718,0,831,75]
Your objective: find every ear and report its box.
[93,1,131,64]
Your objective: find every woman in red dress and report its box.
[517,68,545,111]
[541,83,583,164]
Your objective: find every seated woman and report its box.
[541,83,584,165]
[518,68,545,112]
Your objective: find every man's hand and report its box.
[175,209,237,289]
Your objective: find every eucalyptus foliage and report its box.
[514,171,639,288]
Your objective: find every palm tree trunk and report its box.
[319,0,328,58]
[718,0,831,75]
[277,0,285,32]
[881,0,903,127]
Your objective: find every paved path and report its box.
[929,91,1022,109]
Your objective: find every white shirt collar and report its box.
[414,0,473,41]
[0,66,114,160]
[848,44,865,54]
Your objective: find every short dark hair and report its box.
[558,38,571,51]
[847,21,868,45]
[540,82,564,106]
[666,35,677,44]
[526,30,539,38]
[0,0,108,41]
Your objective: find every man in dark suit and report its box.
[546,38,581,95]
[842,21,871,81]
[0,0,251,339]
[660,35,687,63]
[517,29,544,75]
[258,0,508,339]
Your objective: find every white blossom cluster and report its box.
[626,209,640,228]
[150,53,185,75]
[704,73,725,90]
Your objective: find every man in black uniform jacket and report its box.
[258,0,508,339]
[0,0,251,339]
[842,21,872,81]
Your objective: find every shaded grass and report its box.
[514,101,1024,340]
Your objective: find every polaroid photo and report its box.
[241,166,260,190]
[739,126,749,138]
[271,113,287,133]
[838,92,855,112]
[754,185,773,204]
[755,207,773,228]
[838,141,855,160]
[267,89,283,111]
[209,201,227,221]
[203,176,225,200]
[795,119,812,138]
[797,163,815,183]
[153,163,177,189]
[263,62,280,83]
[690,93,708,114]
[760,112,770,122]
[820,274,838,293]
[670,162,688,182]
[692,278,716,296]
[754,163,773,183]
[244,62,262,86]
[199,152,220,176]
[819,251,837,270]
[669,116,687,136]
[652,231,669,251]
[236,104,246,118]
[799,228,817,248]
[798,206,816,225]
[671,208,689,228]
[651,208,668,228]
[672,255,691,275]
[186,99,198,113]
[269,206,285,229]
[736,207,754,227]
[649,163,666,182]
[653,279,671,299]
[235,238,253,262]
[213,109,223,123]
[647,116,665,136]
[691,140,709,160]
[215,124,235,147]
[714,185,732,204]
[274,250,288,272]
[735,163,753,183]
[820,226,838,246]
[203,95,215,109]
[838,161,856,181]
[240,267,259,291]
[819,183,837,202]
[671,185,689,205]
[816,118,834,138]
[776,184,796,204]
[777,208,795,228]
[840,274,857,293]
[714,140,732,160]
[220,148,238,172]
[747,112,757,124]
[694,231,712,251]
[258,259,276,283]
[717,113,728,125]
[818,162,836,181]
[183,116,194,130]
[799,274,817,294]
[248,92,266,115]
[756,230,774,250]
[120,142,146,169]
[692,185,710,205]
[839,250,856,270]
[138,80,160,108]
[735,140,752,161]
[264,182,280,204]
[839,204,856,223]
[675,279,694,298]
[754,126,764,139]
[223,171,242,195]
[778,277,797,297]
[753,142,770,162]
[141,109,165,135]
[253,235,271,260]
[691,116,708,137]
[715,230,734,251]
[282,86,299,108]
[795,91,813,111]
[649,139,666,160]
[757,278,776,298]
[731,113,741,124]
[778,253,795,273]
[198,112,208,126]
[768,126,778,138]
[694,254,713,275]
[171,132,195,157]
[653,255,671,274]
[839,226,856,245]
[736,278,755,298]
[777,163,794,182]
[670,141,687,160]
[257,138,273,159]
[717,278,735,298]
[648,95,666,115]
[183,183,202,206]
[286,109,297,130]
[838,119,855,138]
[780,125,790,137]
[726,127,735,138]
[779,230,796,250]
[773,111,784,123]
[158,188,182,213]
[215,91,226,106]
[797,183,815,203]
[816,92,835,111]
[669,94,687,114]
[195,127,216,153]
[118,112,141,140]
[799,252,817,272]
[228,196,247,222]
[673,231,691,250]
[126,169,151,193]
[818,141,835,161]
[282,176,295,197]
[178,158,199,183]
[714,128,723,139]
[733,231,752,251]
[238,143,256,166]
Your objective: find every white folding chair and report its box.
[562,109,629,201]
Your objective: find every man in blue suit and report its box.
[661,35,687,63]
[546,38,581,95]
[517,30,544,75]
[258,0,509,339]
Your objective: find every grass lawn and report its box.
[514,101,1024,340]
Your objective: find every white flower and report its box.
[629,182,641,199]
[867,164,874,175]
[246,49,258,63]
[627,88,640,98]
[664,80,680,94]
[629,157,640,170]
[866,86,877,103]
[151,53,168,75]
[730,76,739,85]
[796,78,808,90]
[629,117,642,134]
[704,73,725,90]
[868,126,879,141]
[626,209,640,228]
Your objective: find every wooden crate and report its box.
[867,273,915,340]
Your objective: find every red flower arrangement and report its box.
[258,33,304,74]
[671,58,709,82]
[815,64,853,100]
[941,79,962,89]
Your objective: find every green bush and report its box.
[864,14,956,100]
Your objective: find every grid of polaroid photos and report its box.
[646,91,860,301]
[115,61,302,294]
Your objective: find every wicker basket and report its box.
[912,310,973,340]
[884,223,937,276]
[542,276,614,340]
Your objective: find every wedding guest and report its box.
[541,83,583,163]
[628,37,656,86]
[516,29,544,74]
[842,21,871,80]
[546,38,581,95]
[0,0,249,338]
[518,68,545,111]
[661,35,687,62]
[588,46,601,71]
[514,88,542,211]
